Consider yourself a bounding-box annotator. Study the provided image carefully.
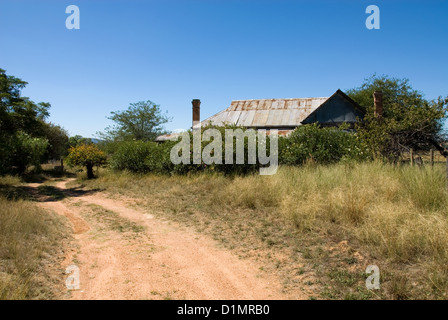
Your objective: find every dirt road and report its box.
[34,178,303,300]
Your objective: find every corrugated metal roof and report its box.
[196,97,329,129]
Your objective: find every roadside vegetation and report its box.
[76,161,448,299]
[0,175,70,299]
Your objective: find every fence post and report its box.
[410,148,414,166]
[430,149,434,168]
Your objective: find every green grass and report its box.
[78,162,448,299]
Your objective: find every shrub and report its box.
[168,125,271,175]
[110,140,186,174]
[6,131,49,174]
[109,141,153,173]
[107,125,271,175]
[279,123,371,165]
[105,124,371,175]
[65,144,107,179]
[145,141,176,173]
[109,140,175,174]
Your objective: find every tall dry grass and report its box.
[0,176,69,300]
[81,162,448,299]
[215,162,448,298]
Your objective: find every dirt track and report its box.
[34,179,303,300]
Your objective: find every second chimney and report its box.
[373,91,383,118]
[192,99,201,128]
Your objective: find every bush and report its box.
[5,131,49,174]
[109,141,175,174]
[109,141,153,173]
[169,125,264,175]
[105,124,372,175]
[279,124,371,165]
[107,125,270,175]
[65,144,107,179]
[145,141,176,173]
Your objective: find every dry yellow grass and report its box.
[0,176,70,300]
[79,161,448,299]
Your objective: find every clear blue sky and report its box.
[1,0,447,138]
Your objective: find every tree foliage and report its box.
[0,68,64,174]
[68,135,93,148]
[65,144,107,179]
[109,140,174,174]
[41,123,69,161]
[108,125,269,175]
[0,68,50,137]
[348,75,448,160]
[99,101,170,142]
[107,124,370,176]
[11,132,49,174]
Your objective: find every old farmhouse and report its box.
[156,89,367,142]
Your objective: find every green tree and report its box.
[0,68,50,136]
[41,123,69,161]
[347,75,448,160]
[0,68,52,174]
[68,135,93,148]
[65,144,107,179]
[98,100,170,142]
[11,131,49,174]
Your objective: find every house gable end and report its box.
[301,89,365,125]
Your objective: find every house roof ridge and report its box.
[231,96,329,102]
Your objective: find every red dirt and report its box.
[36,179,305,300]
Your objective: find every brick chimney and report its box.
[373,91,383,118]
[192,99,200,127]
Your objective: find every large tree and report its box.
[347,75,448,160]
[41,123,69,162]
[98,100,170,142]
[0,68,55,174]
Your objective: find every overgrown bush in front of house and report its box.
[109,140,155,173]
[109,140,175,174]
[108,125,271,175]
[170,125,263,175]
[106,123,372,175]
[279,123,372,165]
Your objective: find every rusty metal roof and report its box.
[196,96,329,129]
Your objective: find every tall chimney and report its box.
[373,91,383,118]
[192,99,201,127]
